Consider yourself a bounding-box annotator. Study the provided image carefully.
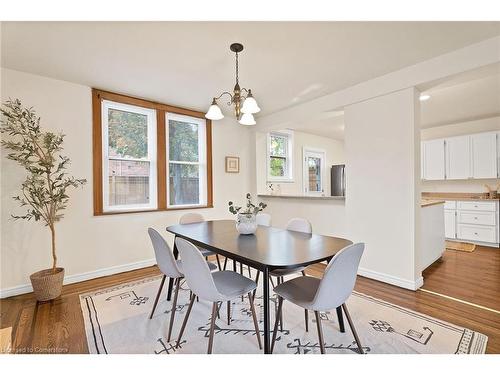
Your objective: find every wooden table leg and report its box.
[263,267,270,354]
[167,236,179,301]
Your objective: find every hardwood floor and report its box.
[1,252,499,354]
[422,245,500,311]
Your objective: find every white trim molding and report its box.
[358,267,424,291]
[0,258,156,299]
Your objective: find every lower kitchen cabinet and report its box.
[444,200,499,247]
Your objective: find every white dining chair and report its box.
[147,228,217,341]
[179,213,222,270]
[271,218,312,331]
[256,212,272,226]
[174,237,262,354]
[271,242,365,354]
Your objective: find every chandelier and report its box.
[205,43,260,125]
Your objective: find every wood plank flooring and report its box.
[422,246,500,311]
[1,248,499,354]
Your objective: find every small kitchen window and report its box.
[267,130,293,182]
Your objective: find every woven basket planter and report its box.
[30,268,65,302]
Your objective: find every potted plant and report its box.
[228,193,267,235]
[1,99,86,301]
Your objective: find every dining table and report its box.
[166,219,353,354]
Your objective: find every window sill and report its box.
[94,204,214,216]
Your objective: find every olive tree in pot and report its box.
[1,99,86,301]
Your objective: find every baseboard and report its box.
[358,267,423,291]
[0,258,156,299]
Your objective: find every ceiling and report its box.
[293,64,500,139]
[1,22,499,120]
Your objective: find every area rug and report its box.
[79,275,487,354]
[445,240,476,253]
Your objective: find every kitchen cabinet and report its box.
[444,199,499,247]
[444,210,456,239]
[421,131,499,181]
[445,135,471,179]
[422,139,445,180]
[471,132,498,179]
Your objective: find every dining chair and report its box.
[271,218,312,331]
[270,242,365,354]
[256,212,272,226]
[179,213,222,270]
[174,237,262,354]
[147,228,216,342]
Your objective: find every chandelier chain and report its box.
[235,52,239,85]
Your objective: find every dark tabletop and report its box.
[166,220,353,270]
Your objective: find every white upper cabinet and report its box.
[422,131,499,181]
[445,135,471,180]
[422,139,445,180]
[471,132,498,179]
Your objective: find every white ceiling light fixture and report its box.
[239,113,256,126]
[205,43,260,125]
[419,93,431,101]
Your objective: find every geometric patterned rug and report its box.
[79,275,488,354]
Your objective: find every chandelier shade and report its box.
[205,99,224,120]
[238,113,256,126]
[241,90,261,114]
[206,43,259,125]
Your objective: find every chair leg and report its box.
[227,300,231,325]
[175,293,196,348]
[215,255,222,270]
[223,257,228,270]
[240,263,244,301]
[304,309,309,332]
[277,277,283,331]
[342,303,364,354]
[270,296,283,353]
[167,278,181,342]
[252,271,260,300]
[149,275,166,319]
[248,293,262,350]
[314,311,325,354]
[248,265,252,278]
[207,302,218,354]
[270,276,276,289]
[336,306,345,333]
[301,270,306,276]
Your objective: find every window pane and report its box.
[108,109,148,159]
[169,163,200,205]
[169,119,199,162]
[270,156,286,177]
[108,160,150,206]
[307,156,322,192]
[270,135,286,156]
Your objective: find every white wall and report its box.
[256,130,344,196]
[344,87,422,290]
[0,68,255,295]
[421,116,500,193]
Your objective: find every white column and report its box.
[344,87,422,290]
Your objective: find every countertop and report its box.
[421,199,445,208]
[257,194,345,201]
[422,192,499,201]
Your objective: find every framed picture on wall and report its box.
[225,156,240,173]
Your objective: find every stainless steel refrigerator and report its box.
[331,164,346,197]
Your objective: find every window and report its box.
[92,89,212,215]
[267,131,293,181]
[167,113,207,207]
[102,101,157,212]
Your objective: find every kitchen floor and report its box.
[422,245,500,312]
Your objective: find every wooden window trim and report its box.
[92,88,213,216]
